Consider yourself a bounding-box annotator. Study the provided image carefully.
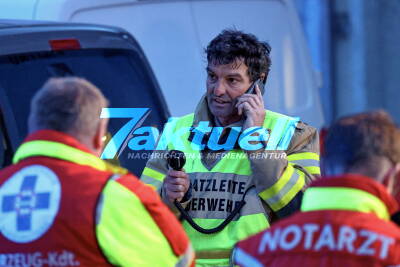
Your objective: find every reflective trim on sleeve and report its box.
[303,166,321,175]
[259,165,305,211]
[140,175,163,190]
[287,152,319,161]
[270,170,305,211]
[142,167,165,182]
[233,247,263,267]
[259,164,294,200]
[288,159,319,168]
[288,153,320,175]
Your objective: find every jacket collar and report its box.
[13,130,128,175]
[23,130,93,154]
[303,174,398,217]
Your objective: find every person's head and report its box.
[28,77,109,156]
[323,110,400,193]
[205,29,271,125]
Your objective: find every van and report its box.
[0,20,169,175]
[0,0,325,128]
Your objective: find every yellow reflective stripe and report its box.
[259,164,295,200]
[97,180,179,266]
[196,250,231,259]
[303,166,321,175]
[142,167,165,182]
[13,140,127,174]
[301,187,390,220]
[287,152,319,161]
[269,171,305,211]
[183,213,268,266]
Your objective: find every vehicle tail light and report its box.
[49,39,81,51]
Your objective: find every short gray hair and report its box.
[29,77,109,138]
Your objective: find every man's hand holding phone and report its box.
[236,82,266,130]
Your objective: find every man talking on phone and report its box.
[141,29,320,266]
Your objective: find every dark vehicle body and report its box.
[0,19,169,176]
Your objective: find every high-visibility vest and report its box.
[0,130,193,267]
[142,110,320,266]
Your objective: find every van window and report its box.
[0,49,168,175]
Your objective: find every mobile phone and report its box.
[236,78,265,117]
[245,79,265,95]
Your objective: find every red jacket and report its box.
[0,130,194,266]
[234,175,400,267]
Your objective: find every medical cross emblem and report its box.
[2,175,51,231]
[0,165,61,243]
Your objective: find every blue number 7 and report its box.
[100,108,150,159]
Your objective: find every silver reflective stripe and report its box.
[288,159,319,168]
[95,193,104,225]
[140,175,163,190]
[96,174,121,225]
[265,171,300,206]
[175,244,194,267]
[234,247,263,267]
[185,172,265,219]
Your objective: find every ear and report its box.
[93,118,109,157]
[382,163,400,195]
[391,164,400,197]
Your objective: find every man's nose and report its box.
[213,80,226,96]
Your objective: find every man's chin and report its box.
[210,108,229,117]
[209,109,236,122]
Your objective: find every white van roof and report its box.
[0,0,325,127]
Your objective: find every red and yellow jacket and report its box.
[234,174,400,267]
[0,130,194,267]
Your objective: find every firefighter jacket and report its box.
[0,130,194,267]
[141,96,320,266]
[234,174,400,267]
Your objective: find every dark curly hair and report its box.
[206,29,271,83]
